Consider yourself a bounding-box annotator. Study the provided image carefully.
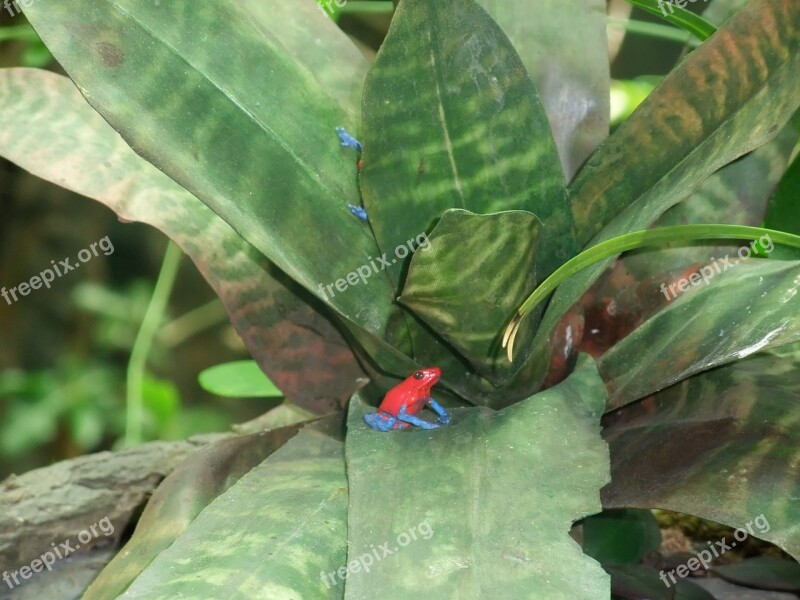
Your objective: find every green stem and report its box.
[159,299,227,348]
[623,0,716,42]
[125,242,182,446]
[0,25,40,42]
[339,1,394,14]
[503,225,800,360]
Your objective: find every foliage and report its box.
[0,0,798,597]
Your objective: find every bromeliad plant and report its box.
[0,0,799,597]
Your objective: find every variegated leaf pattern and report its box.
[476,0,610,181]
[603,350,800,560]
[117,420,348,599]
[509,0,800,395]
[345,357,609,599]
[0,68,365,412]
[359,0,570,291]
[598,259,800,410]
[400,209,540,381]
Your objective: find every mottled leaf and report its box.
[344,357,609,599]
[598,259,800,410]
[514,0,800,390]
[359,0,570,291]
[0,68,365,413]
[400,209,540,379]
[83,425,306,599]
[602,352,800,560]
[118,419,348,599]
[20,0,406,347]
[476,0,610,181]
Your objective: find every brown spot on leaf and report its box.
[96,42,124,68]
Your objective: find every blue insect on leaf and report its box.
[336,127,362,153]
[348,204,368,221]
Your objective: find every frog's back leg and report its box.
[364,411,407,431]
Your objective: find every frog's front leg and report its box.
[427,398,450,425]
[397,405,440,430]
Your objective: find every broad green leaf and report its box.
[597,259,800,410]
[400,209,539,379]
[602,352,800,560]
[359,0,570,291]
[581,509,660,566]
[83,424,306,599]
[477,0,610,180]
[344,357,609,599]
[198,360,283,398]
[711,557,800,591]
[19,0,404,344]
[514,0,800,388]
[118,419,348,599]
[0,67,365,414]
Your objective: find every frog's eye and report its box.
[413,371,424,380]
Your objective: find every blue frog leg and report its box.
[363,411,400,431]
[427,398,450,425]
[397,405,440,430]
[335,127,363,153]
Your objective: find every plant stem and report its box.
[623,0,716,42]
[125,242,182,446]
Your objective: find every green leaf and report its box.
[400,209,540,379]
[582,509,661,566]
[83,424,309,599]
[112,420,348,599]
[598,258,800,410]
[516,0,800,387]
[344,357,609,598]
[359,0,570,291]
[18,0,406,345]
[711,556,800,592]
[0,68,365,414]
[198,360,283,398]
[602,352,800,561]
[477,0,610,180]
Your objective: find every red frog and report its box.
[363,367,450,431]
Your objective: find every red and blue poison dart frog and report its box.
[363,368,450,431]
